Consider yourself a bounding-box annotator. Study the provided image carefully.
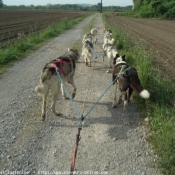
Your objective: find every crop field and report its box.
[0,10,88,47]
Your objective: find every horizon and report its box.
[3,0,133,7]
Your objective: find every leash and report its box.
[94,53,105,59]
[55,70,82,119]
[94,43,113,60]
[70,127,82,174]
[55,64,127,174]
[82,75,119,120]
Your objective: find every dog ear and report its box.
[68,48,70,52]
[113,58,116,65]
[122,55,126,61]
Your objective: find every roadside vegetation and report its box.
[124,0,175,18]
[0,16,90,74]
[103,13,175,175]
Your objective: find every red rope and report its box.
[70,135,81,173]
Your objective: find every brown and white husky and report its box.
[112,54,150,108]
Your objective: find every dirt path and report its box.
[0,14,160,174]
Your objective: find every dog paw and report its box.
[41,114,45,121]
[55,112,60,116]
[63,96,68,99]
[112,104,117,108]
[52,111,60,116]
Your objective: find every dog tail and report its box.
[140,89,150,99]
[35,69,51,96]
[130,74,150,99]
[35,83,48,96]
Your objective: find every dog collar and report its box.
[114,61,126,66]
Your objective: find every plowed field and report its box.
[0,10,88,47]
[106,16,175,79]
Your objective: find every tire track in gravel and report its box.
[0,14,160,175]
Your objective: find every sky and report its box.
[3,0,133,7]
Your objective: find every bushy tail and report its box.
[35,83,48,96]
[140,89,150,99]
[130,74,150,99]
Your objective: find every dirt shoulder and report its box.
[0,14,160,174]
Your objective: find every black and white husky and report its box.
[112,55,150,108]
[35,48,80,121]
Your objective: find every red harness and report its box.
[51,58,71,77]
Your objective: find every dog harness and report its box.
[114,63,131,77]
[51,58,71,77]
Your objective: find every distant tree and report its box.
[0,0,3,8]
[97,3,101,11]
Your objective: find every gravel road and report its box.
[0,14,161,175]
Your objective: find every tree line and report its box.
[0,1,131,12]
[133,0,175,18]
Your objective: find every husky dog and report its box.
[112,55,150,108]
[82,39,96,67]
[82,32,93,43]
[103,28,112,35]
[103,28,114,44]
[103,43,118,73]
[35,48,80,121]
[104,33,115,45]
[90,28,98,44]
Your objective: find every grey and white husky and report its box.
[35,48,80,121]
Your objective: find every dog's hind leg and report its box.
[41,89,49,121]
[106,58,112,73]
[67,75,76,99]
[85,57,88,66]
[50,80,60,116]
[89,59,91,67]
[51,93,59,116]
[123,91,128,109]
[112,83,117,108]
[61,83,68,99]
[102,55,104,62]
[128,87,133,104]
[117,86,122,105]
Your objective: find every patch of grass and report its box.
[103,13,175,175]
[0,16,89,75]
